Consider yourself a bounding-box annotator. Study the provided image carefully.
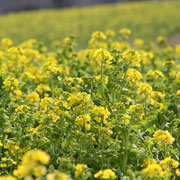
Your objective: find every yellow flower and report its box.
[40,97,53,109]
[157,36,167,44]
[33,165,46,177]
[93,48,113,64]
[41,58,59,76]
[122,114,131,125]
[176,169,180,176]
[151,91,165,100]
[26,92,40,103]
[94,117,101,123]
[8,47,24,54]
[175,44,180,56]
[85,124,91,131]
[141,159,157,167]
[13,150,50,178]
[75,114,91,126]
[1,38,13,48]
[153,130,175,148]
[160,157,172,166]
[143,163,162,177]
[88,38,108,49]
[0,50,4,60]
[1,158,7,161]
[75,164,87,177]
[3,77,19,90]
[176,72,180,83]
[134,38,144,47]
[14,90,22,96]
[119,28,131,39]
[20,72,35,81]
[0,176,17,180]
[0,163,7,168]
[105,29,115,37]
[37,84,50,94]
[23,150,50,165]
[172,161,179,169]
[15,105,30,112]
[92,31,106,40]
[126,68,142,86]
[176,90,180,95]
[149,99,163,110]
[75,116,84,126]
[94,169,117,179]
[84,114,91,122]
[122,49,141,67]
[11,160,17,165]
[48,111,60,123]
[163,60,175,66]
[146,70,164,79]
[47,172,69,180]
[63,102,71,110]
[92,105,110,124]
[111,41,130,50]
[127,104,144,119]
[68,92,91,107]
[138,82,152,96]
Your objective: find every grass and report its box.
[0,0,180,48]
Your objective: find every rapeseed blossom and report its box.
[126,68,142,86]
[1,38,13,48]
[153,130,175,148]
[94,169,117,179]
[146,70,164,79]
[47,172,69,180]
[75,164,87,177]
[122,49,141,67]
[26,92,40,103]
[92,31,107,40]
[13,150,49,178]
[175,44,180,56]
[93,48,113,64]
[0,176,16,180]
[143,163,162,177]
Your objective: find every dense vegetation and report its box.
[0,1,180,48]
[0,28,179,179]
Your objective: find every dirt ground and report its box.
[168,32,180,46]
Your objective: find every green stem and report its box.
[100,61,112,112]
[101,132,105,169]
[50,74,54,98]
[176,126,180,147]
[122,129,128,174]
[134,129,153,158]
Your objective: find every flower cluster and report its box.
[93,48,113,65]
[153,130,175,149]
[142,157,180,179]
[13,150,50,178]
[94,169,117,179]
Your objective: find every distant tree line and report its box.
[0,0,147,14]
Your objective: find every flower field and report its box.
[0,1,180,48]
[0,28,180,179]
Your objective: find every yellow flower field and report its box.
[0,1,180,48]
[0,27,179,179]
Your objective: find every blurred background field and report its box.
[0,1,180,48]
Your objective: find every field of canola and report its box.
[0,1,180,48]
[0,28,180,179]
